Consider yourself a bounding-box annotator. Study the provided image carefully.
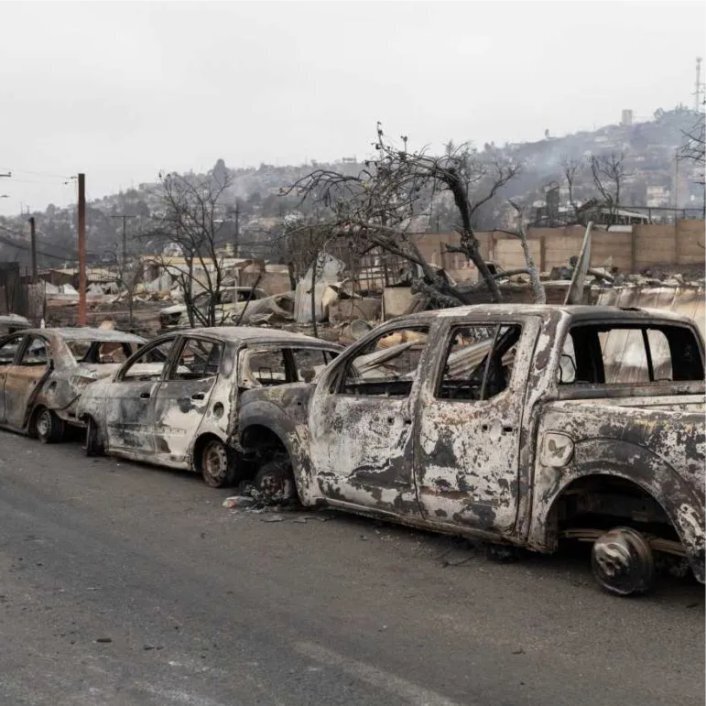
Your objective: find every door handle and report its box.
[191,393,205,401]
[140,392,151,399]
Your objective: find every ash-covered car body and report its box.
[76,326,341,487]
[0,314,31,336]
[0,327,145,442]
[239,305,706,594]
[159,287,269,330]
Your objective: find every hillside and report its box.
[0,106,702,269]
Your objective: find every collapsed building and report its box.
[0,218,703,342]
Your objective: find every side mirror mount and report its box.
[558,354,576,384]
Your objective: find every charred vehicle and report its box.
[0,314,31,336]
[159,287,268,330]
[0,327,145,443]
[239,305,705,595]
[77,327,341,487]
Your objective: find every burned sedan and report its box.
[239,305,706,595]
[0,327,145,443]
[76,327,341,487]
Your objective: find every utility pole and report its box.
[111,214,136,270]
[111,213,137,330]
[674,149,680,215]
[233,203,240,258]
[77,173,87,326]
[695,57,703,112]
[28,216,37,283]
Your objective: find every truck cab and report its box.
[239,305,705,595]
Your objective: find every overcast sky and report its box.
[0,0,703,216]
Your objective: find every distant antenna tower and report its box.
[695,57,705,112]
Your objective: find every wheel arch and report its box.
[533,468,704,581]
[238,400,317,505]
[27,403,46,437]
[191,431,229,473]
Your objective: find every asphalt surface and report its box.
[0,431,703,706]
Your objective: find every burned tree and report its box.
[679,112,705,186]
[145,170,233,327]
[589,152,629,227]
[561,156,583,223]
[106,242,142,331]
[286,125,521,305]
[278,218,333,336]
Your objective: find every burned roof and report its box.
[396,304,699,327]
[158,326,342,348]
[16,327,146,343]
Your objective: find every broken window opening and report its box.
[559,323,704,385]
[171,339,222,381]
[20,337,49,367]
[239,348,288,388]
[436,324,522,401]
[121,339,174,382]
[0,335,23,365]
[67,340,136,365]
[290,348,337,384]
[338,327,429,397]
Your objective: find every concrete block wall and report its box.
[677,219,706,265]
[410,220,703,280]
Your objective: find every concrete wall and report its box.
[411,220,704,279]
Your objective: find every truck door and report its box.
[308,324,430,516]
[414,318,539,536]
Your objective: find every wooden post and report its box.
[630,227,637,273]
[77,173,87,325]
[28,216,37,283]
[674,220,681,267]
[539,234,546,273]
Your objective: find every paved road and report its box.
[0,432,703,706]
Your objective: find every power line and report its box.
[0,168,73,179]
[0,229,72,262]
[0,222,100,261]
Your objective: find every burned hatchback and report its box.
[76,326,341,487]
[0,327,145,443]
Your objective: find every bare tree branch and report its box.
[284,124,522,306]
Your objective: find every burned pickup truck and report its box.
[239,305,705,595]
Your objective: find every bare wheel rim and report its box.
[202,442,228,482]
[591,527,655,595]
[36,410,51,438]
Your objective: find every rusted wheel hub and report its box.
[255,459,296,505]
[202,440,229,487]
[36,410,52,439]
[591,527,655,596]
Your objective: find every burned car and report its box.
[159,287,268,330]
[76,327,341,487]
[239,305,705,595]
[0,327,145,443]
[0,314,31,336]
